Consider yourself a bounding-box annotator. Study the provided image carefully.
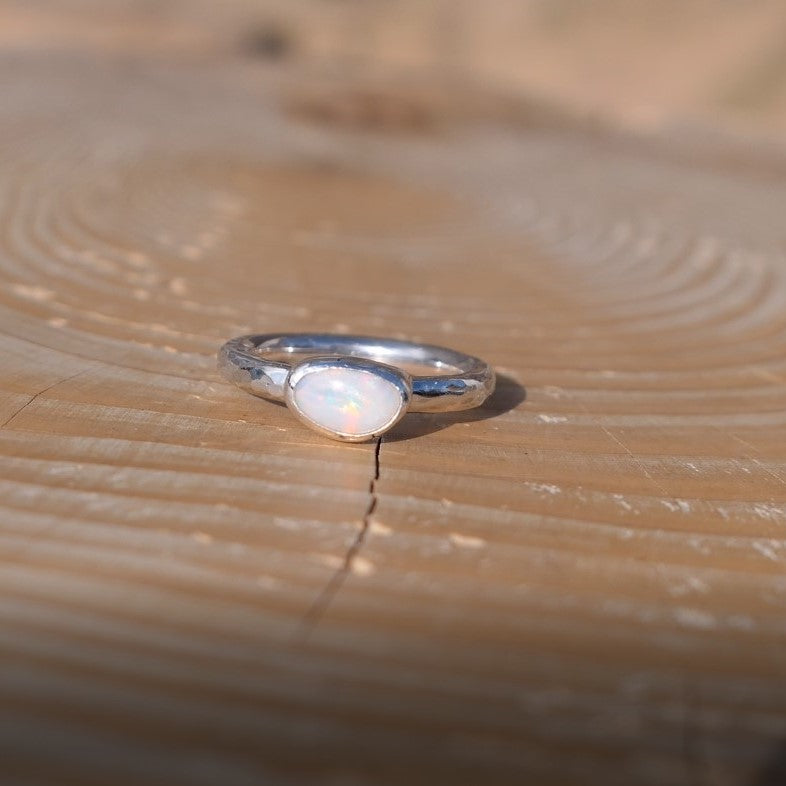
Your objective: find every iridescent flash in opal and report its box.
[292,367,403,437]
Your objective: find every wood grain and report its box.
[1,16,786,786]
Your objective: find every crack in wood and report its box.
[294,435,382,642]
[0,367,90,431]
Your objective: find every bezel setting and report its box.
[284,356,412,442]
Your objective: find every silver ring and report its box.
[217,333,495,442]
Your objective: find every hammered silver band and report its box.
[217,333,495,442]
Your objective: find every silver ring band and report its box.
[218,333,495,441]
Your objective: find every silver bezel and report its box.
[284,356,412,442]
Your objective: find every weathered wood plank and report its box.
[1,5,786,785]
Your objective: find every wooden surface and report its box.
[2,4,786,786]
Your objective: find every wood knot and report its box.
[284,85,438,134]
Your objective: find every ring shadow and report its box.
[384,373,526,442]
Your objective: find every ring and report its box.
[217,333,495,442]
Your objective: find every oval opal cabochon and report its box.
[291,366,405,437]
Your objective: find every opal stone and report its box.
[291,366,404,437]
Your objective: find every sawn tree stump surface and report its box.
[1,28,786,786]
